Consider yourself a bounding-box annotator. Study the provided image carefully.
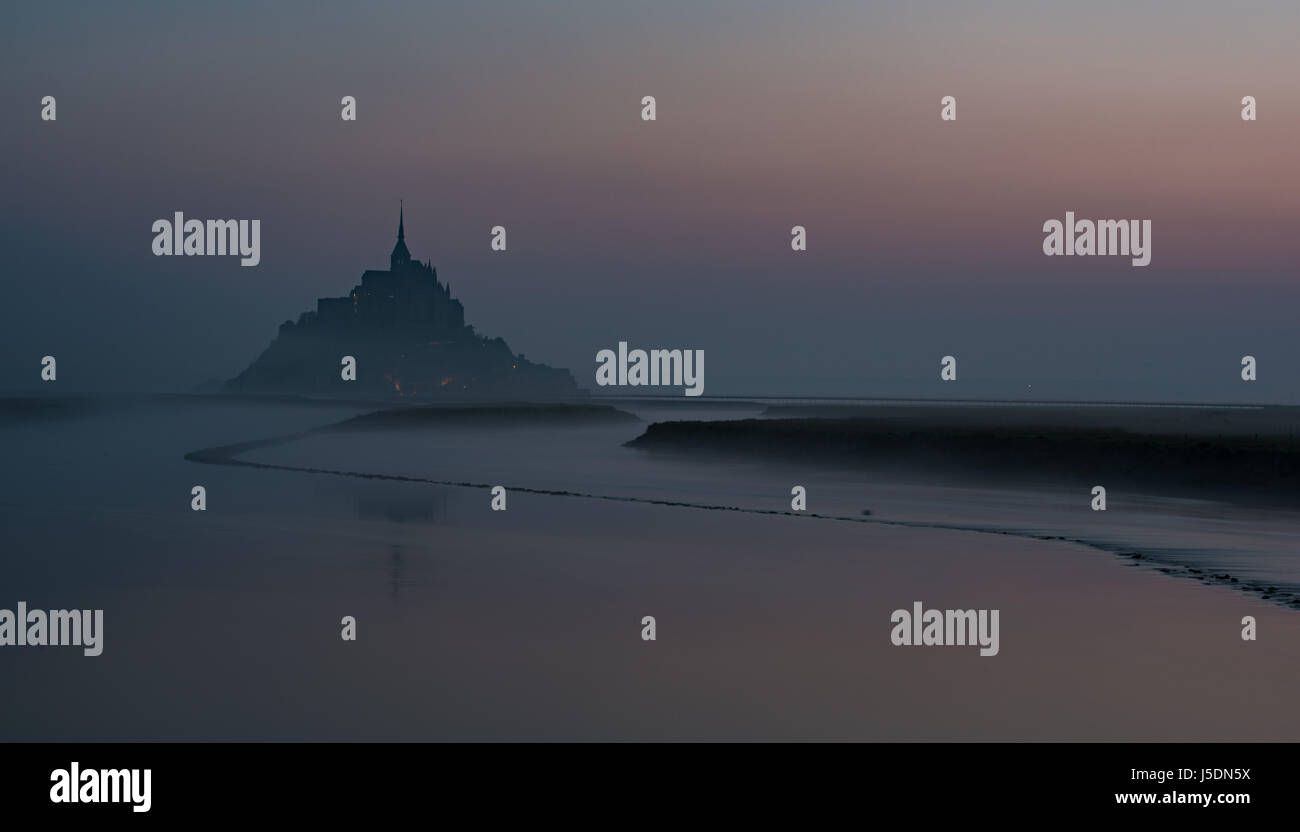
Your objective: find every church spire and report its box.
[390,200,411,269]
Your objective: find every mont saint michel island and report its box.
[225,207,580,400]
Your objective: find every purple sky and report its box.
[3,1,1298,400]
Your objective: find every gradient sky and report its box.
[3,0,1299,400]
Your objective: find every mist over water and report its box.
[245,399,1300,598]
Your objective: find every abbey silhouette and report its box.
[226,205,579,399]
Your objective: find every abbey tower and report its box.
[225,206,579,400]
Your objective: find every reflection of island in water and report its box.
[225,205,580,400]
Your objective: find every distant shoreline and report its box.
[625,404,1300,504]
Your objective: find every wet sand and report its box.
[6,488,1297,741]
[2,395,1298,740]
